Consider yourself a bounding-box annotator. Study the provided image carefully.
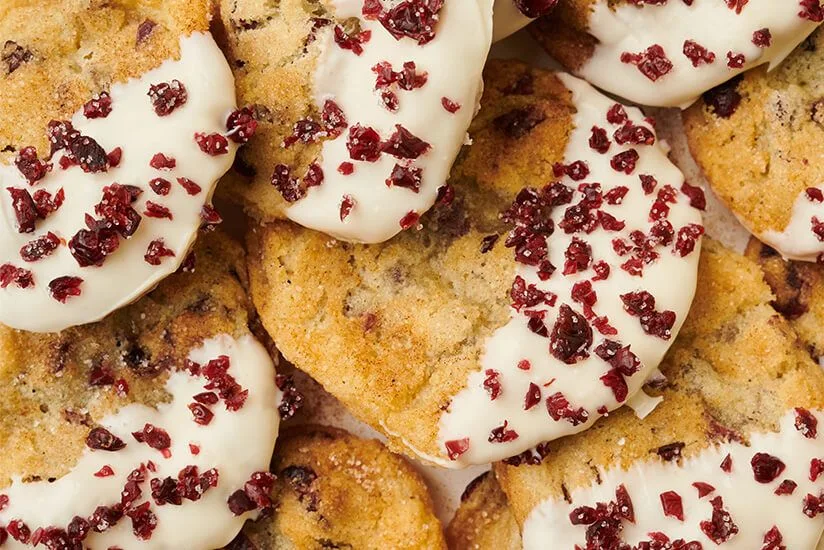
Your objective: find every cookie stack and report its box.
[1,0,823,548]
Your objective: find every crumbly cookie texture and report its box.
[495,238,824,523]
[0,0,210,161]
[446,472,521,550]
[683,29,824,260]
[745,237,824,359]
[227,425,446,550]
[0,230,254,488]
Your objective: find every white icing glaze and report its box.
[760,186,824,262]
[285,0,494,244]
[492,0,533,42]
[576,0,822,108]
[522,410,824,548]
[0,33,238,333]
[438,74,703,465]
[0,334,280,550]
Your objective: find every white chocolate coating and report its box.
[285,0,494,244]
[493,0,533,42]
[523,410,824,548]
[761,186,824,262]
[438,74,703,466]
[0,334,280,550]
[577,0,821,108]
[0,33,238,333]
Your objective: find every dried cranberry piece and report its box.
[700,496,739,544]
[195,132,230,156]
[338,194,355,221]
[693,481,715,498]
[604,186,628,205]
[546,392,589,425]
[514,0,559,18]
[386,164,423,192]
[49,276,83,302]
[7,187,38,233]
[751,453,785,483]
[188,402,214,425]
[549,305,592,364]
[15,146,50,184]
[68,134,110,173]
[271,164,304,202]
[657,442,685,462]
[702,76,743,118]
[32,188,64,218]
[483,369,502,400]
[176,177,201,196]
[149,178,171,196]
[795,408,819,438]
[800,0,824,22]
[83,92,113,119]
[151,477,181,505]
[620,44,673,81]
[144,201,173,220]
[148,80,188,116]
[377,0,444,45]
[67,516,90,542]
[333,25,372,55]
[347,125,382,161]
[0,264,33,289]
[86,427,126,451]
[621,291,676,340]
[488,421,519,443]
[442,97,461,113]
[2,41,33,75]
[610,149,639,174]
[399,210,420,230]
[6,520,30,543]
[69,225,120,267]
[600,369,628,402]
[752,28,772,47]
[613,123,655,146]
[774,479,797,495]
[226,107,258,144]
[144,240,175,266]
[563,237,592,275]
[445,438,470,460]
[720,453,733,472]
[681,182,706,210]
[381,125,430,159]
[675,223,705,257]
[137,19,156,43]
[338,162,354,175]
[683,40,716,67]
[20,231,60,262]
[589,126,611,153]
[90,504,124,533]
[132,423,171,451]
[127,502,157,540]
[660,490,684,521]
[150,153,176,170]
[726,51,746,68]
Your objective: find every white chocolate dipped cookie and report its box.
[684,28,824,263]
[247,60,704,467]
[0,231,287,550]
[0,1,250,333]
[494,238,824,548]
[530,0,823,108]
[492,0,558,42]
[217,0,494,244]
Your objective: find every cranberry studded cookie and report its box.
[226,425,446,550]
[494,238,824,547]
[446,472,521,550]
[530,0,823,108]
[247,60,705,467]
[492,0,558,42]
[217,0,494,243]
[684,28,824,263]
[0,0,251,332]
[0,231,283,549]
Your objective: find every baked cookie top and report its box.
[683,28,824,262]
[247,59,704,467]
[217,0,494,243]
[495,238,824,547]
[0,0,247,332]
[226,425,445,550]
[446,472,521,550]
[0,231,282,549]
[530,0,822,108]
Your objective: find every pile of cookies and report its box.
[1,0,823,548]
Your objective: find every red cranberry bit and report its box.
[90,504,124,532]
[800,0,824,22]
[83,92,113,119]
[811,458,824,482]
[194,392,219,405]
[189,444,200,455]
[148,80,188,116]
[86,427,126,451]
[726,51,746,68]
[620,44,673,81]
[610,149,640,174]
[151,476,181,505]
[33,188,65,219]
[0,494,7,511]
[675,223,705,257]
[621,290,677,340]
[387,164,423,192]
[796,407,819,438]
[339,194,355,221]
[195,132,230,156]
[321,100,348,138]
[681,182,706,210]
[107,147,123,168]
[600,369,628,402]
[725,0,748,13]
[177,177,201,195]
[683,40,716,67]
[14,146,50,184]
[66,134,111,173]
[95,465,115,478]
[226,107,258,144]
[188,402,215,425]
[0,264,33,289]
[703,75,743,118]
[589,126,611,153]
[272,164,304,202]
[275,374,305,420]
[660,490,684,521]
[49,276,83,303]
[144,201,173,220]
[338,162,354,175]
[7,520,30,543]
[752,28,772,48]
[604,186,628,205]
[720,453,733,472]
[399,210,420,230]
[334,25,371,55]
[693,481,715,498]
[563,237,592,275]
[483,369,502,400]
[700,496,739,544]
[303,162,324,188]
[606,104,628,125]
[761,526,784,550]
[347,124,383,161]
[20,231,60,262]
[514,0,559,17]
[613,123,655,146]
[550,305,593,364]
[442,97,461,113]
[657,442,685,462]
[381,125,430,159]
[524,382,541,410]
[132,423,172,451]
[150,178,171,196]
[144,240,175,266]
[374,0,444,45]
[127,502,157,540]
[775,479,797,495]
[480,234,499,254]
[89,363,115,387]
[488,421,519,443]
[137,19,157,43]
[751,452,785,483]
[7,187,38,233]
[803,492,824,518]
[283,119,323,148]
[150,153,176,170]
[446,438,470,460]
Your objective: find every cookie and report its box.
[530,0,822,108]
[0,230,283,549]
[494,238,824,547]
[225,425,445,550]
[446,472,521,550]
[247,59,704,467]
[0,0,248,332]
[683,28,824,263]
[492,0,558,42]
[216,0,493,243]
